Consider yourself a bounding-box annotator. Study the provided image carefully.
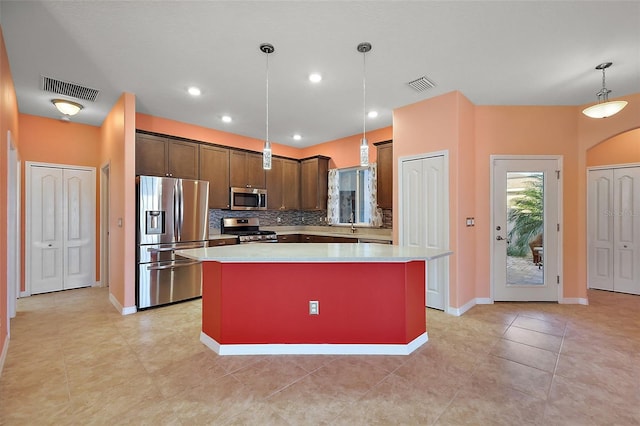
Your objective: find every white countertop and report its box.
[178,243,451,263]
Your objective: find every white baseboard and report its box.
[560,297,589,305]
[0,335,9,378]
[200,332,428,356]
[19,291,30,298]
[109,292,137,315]
[446,297,493,316]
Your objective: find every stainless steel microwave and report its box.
[230,187,267,210]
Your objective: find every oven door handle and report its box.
[147,260,201,271]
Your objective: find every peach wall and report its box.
[136,112,391,168]
[456,94,477,307]
[392,91,466,309]
[101,93,137,310]
[575,93,640,301]
[17,115,102,288]
[475,106,580,299]
[586,127,640,167]
[136,113,302,159]
[0,24,20,368]
[299,127,392,169]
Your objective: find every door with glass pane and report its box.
[492,157,561,301]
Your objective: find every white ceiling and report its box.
[1,1,639,148]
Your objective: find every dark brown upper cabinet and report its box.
[374,140,393,209]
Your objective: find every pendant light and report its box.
[582,62,628,119]
[357,42,371,167]
[260,43,275,170]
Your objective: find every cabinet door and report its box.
[277,234,300,243]
[282,159,300,210]
[229,150,247,188]
[200,145,230,209]
[301,157,328,210]
[230,151,266,189]
[246,152,266,188]
[168,140,199,179]
[209,238,237,246]
[266,157,284,210]
[136,134,168,176]
[376,142,393,209]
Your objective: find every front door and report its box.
[492,157,561,301]
[27,163,95,294]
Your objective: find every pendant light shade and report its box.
[582,62,628,119]
[358,42,371,167]
[260,43,275,170]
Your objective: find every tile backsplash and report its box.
[209,208,393,230]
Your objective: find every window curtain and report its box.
[366,164,383,227]
[327,168,340,224]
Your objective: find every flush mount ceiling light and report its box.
[368,110,378,119]
[51,99,83,116]
[188,86,201,96]
[293,134,302,141]
[309,73,322,83]
[260,43,275,170]
[221,115,232,123]
[582,62,628,119]
[357,42,372,167]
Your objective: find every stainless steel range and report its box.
[221,217,277,243]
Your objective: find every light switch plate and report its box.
[309,300,319,315]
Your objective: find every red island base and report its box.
[200,260,428,355]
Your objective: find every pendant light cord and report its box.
[266,50,270,145]
[362,49,366,140]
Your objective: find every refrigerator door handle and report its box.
[147,243,204,253]
[147,260,201,271]
[173,179,180,240]
[176,179,184,241]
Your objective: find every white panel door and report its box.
[402,155,448,310]
[30,166,64,293]
[63,168,95,289]
[28,164,95,294]
[612,168,640,294]
[588,170,614,290]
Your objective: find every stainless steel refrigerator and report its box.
[136,175,209,309]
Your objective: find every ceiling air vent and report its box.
[407,76,436,92]
[41,76,100,102]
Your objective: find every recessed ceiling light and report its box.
[293,134,302,141]
[188,86,201,96]
[309,73,322,83]
[368,110,378,119]
[221,115,232,123]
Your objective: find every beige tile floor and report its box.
[1,287,639,425]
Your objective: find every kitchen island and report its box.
[179,243,451,356]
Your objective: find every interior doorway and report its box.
[491,156,562,301]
